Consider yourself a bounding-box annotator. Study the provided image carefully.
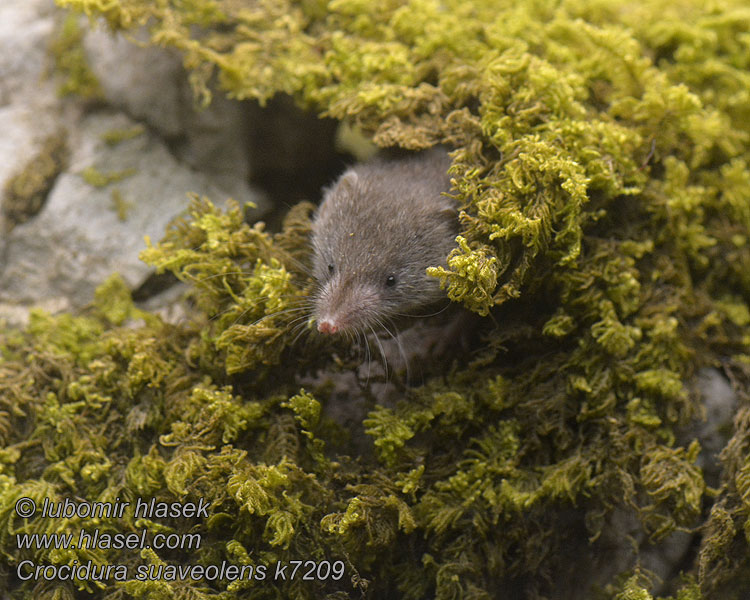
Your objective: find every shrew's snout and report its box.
[314,279,379,336]
[317,318,340,335]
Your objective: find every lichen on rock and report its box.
[48,11,103,100]
[1,133,68,229]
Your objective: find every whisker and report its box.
[389,302,452,319]
[207,293,308,324]
[386,316,414,385]
[247,306,309,327]
[218,303,305,331]
[193,270,252,283]
[374,316,406,385]
[275,252,314,278]
[368,324,389,384]
[283,313,315,334]
[363,329,372,385]
[290,318,314,347]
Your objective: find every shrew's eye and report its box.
[327,263,335,274]
[386,275,396,287]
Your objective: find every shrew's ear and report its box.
[438,196,458,219]
[321,169,359,200]
[337,170,359,193]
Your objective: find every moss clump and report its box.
[100,125,146,146]
[1,134,68,228]
[80,166,137,188]
[48,12,103,100]
[2,0,748,598]
[110,188,133,221]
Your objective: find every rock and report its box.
[0,0,65,193]
[0,298,71,329]
[0,3,268,310]
[84,26,255,194]
[0,0,57,106]
[83,27,185,137]
[0,111,263,307]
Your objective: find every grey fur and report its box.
[311,149,458,335]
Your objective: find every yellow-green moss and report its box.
[80,166,136,188]
[100,125,146,146]
[1,134,68,228]
[48,12,103,100]
[110,188,133,221]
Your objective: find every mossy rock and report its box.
[2,0,750,598]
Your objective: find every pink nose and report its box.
[318,319,339,334]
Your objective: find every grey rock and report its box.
[0,0,57,106]
[0,5,268,311]
[0,298,71,329]
[0,111,262,307]
[84,26,254,192]
[0,0,65,189]
[84,27,185,137]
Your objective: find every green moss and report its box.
[615,575,654,600]
[1,134,68,228]
[110,188,133,221]
[100,125,146,146]
[80,166,137,188]
[3,0,749,597]
[93,272,143,326]
[427,236,499,316]
[48,12,103,100]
